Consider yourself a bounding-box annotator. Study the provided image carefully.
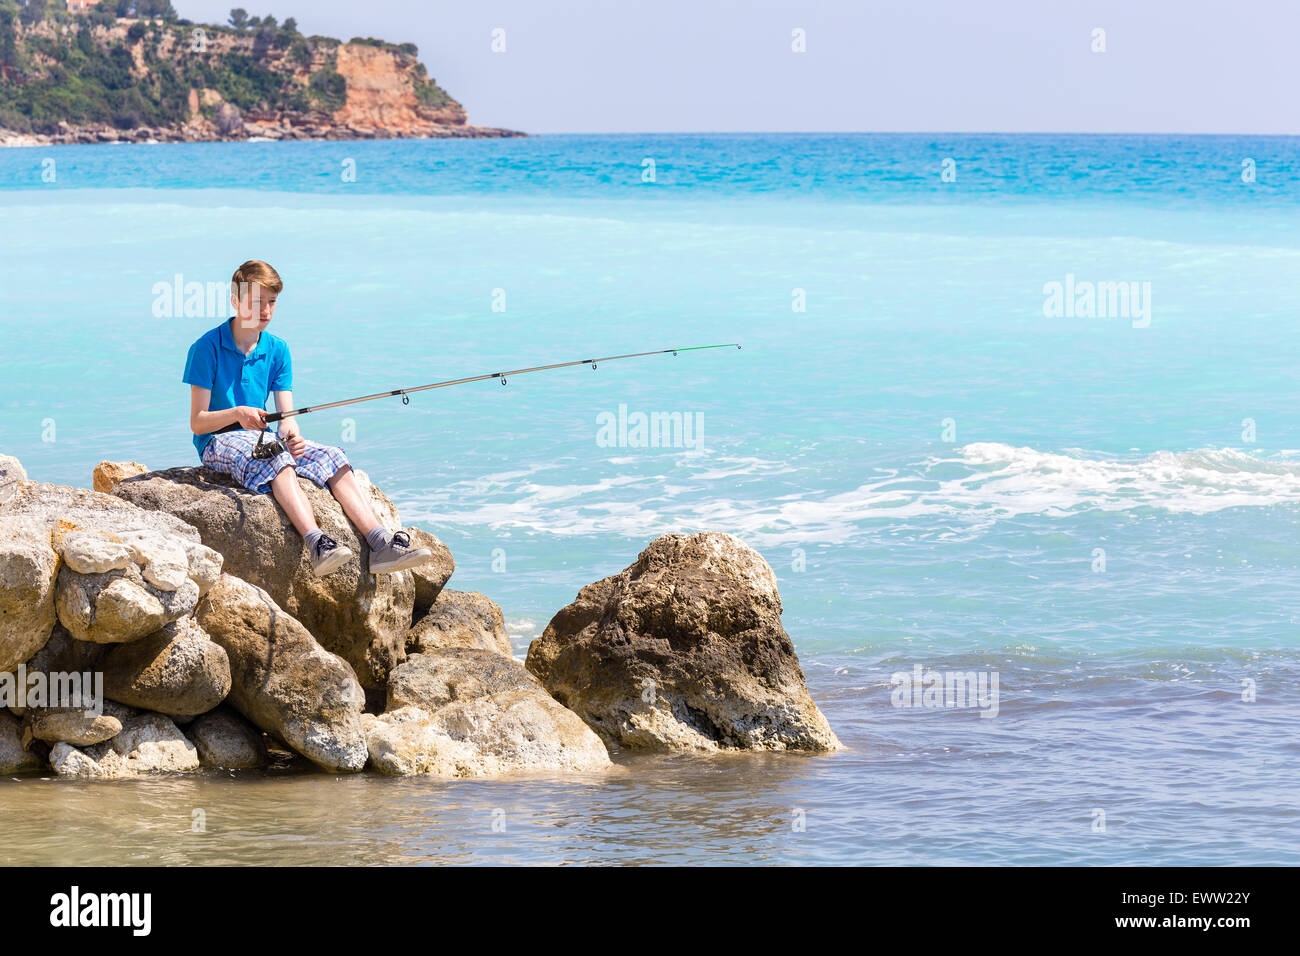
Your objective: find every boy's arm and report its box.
[273,390,307,457]
[190,386,266,434]
[272,390,295,426]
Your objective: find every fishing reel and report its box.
[251,430,286,460]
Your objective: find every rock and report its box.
[363,649,611,777]
[114,466,430,689]
[55,562,199,644]
[0,480,202,545]
[407,590,510,658]
[103,712,201,772]
[49,741,131,779]
[7,625,109,717]
[59,530,134,574]
[194,573,367,772]
[50,712,200,777]
[0,481,221,627]
[186,707,268,769]
[0,453,27,503]
[406,527,455,617]
[101,617,231,718]
[0,711,40,773]
[387,647,537,711]
[92,461,148,495]
[526,532,842,753]
[27,709,122,746]
[216,102,243,136]
[0,518,59,672]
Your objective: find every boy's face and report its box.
[232,282,278,330]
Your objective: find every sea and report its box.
[1,133,1298,865]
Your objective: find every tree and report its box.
[228,8,247,31]
[261,14,276,30]
[18,0,46,27]
[282,17,297,34]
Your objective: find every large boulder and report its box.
[55,561,200,645]
[406,528,455,618]
[101,617,231,718]
[407,589,511,658]
[0,518,59,672]
[194,573,368,772]
[363,649,611,777]
[26,709,122,746]
[186,706,268,769]
[114,466,439,689]
[526,532,842,753]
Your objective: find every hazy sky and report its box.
[174,1,1298,135]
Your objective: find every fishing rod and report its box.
[216,343,742,458]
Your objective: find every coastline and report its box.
[0,121,525,148]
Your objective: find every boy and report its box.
[184,260,433,578]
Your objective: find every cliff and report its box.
[0,9,522,145]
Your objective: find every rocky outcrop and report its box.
[526,533,842,753]
[1,19,523,146]
[407,589,511,658]
[114,466,424,688]
[195,574,368,773]
[101,617,231,718]
[364,649,611,777]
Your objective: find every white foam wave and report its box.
[399,444,1300,545]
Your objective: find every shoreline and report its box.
[0,125,526,149]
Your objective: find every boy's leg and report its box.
[324,465,380,538]
[203,429,353,577]
[270,464,321,536]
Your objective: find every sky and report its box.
[173,1,1299,135]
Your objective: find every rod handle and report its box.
[214,410,283,434]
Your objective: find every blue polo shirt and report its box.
[183,318,293,461]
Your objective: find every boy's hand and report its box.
[278,419,306,459]
[234,406,268,430]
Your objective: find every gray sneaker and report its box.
[369,530,433,574]
[309,534,353,577]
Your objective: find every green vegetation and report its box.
[306,66,344,111]
[349,36,417,58]
[0,6,453,135]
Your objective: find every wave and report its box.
[399,444,1300,545]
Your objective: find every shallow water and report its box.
[1,134,1298,864]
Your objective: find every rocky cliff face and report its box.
[0,17,522,146]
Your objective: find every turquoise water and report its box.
[2,134,1299,864]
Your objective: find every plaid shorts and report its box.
[201,429,349,495]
